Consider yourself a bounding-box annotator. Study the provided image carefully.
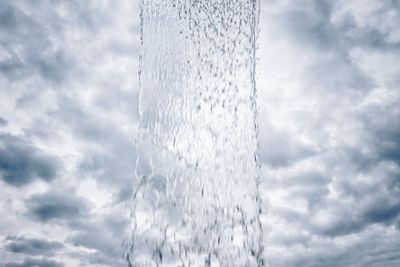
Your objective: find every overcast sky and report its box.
[0,0,399,266]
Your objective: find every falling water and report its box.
[129,1,263,266]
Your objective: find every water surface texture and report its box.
[129,1,263,266]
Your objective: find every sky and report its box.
[0,0,399,266]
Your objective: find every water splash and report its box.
[129,1,263,266]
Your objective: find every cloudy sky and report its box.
[0,0,399,266]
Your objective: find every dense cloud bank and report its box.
[0,0,399,266]
[0,0,138,265]
[258,1,400,266]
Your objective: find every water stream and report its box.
[128,1,264,266]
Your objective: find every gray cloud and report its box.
[259,122,316,167]
[357,102,400,165]
[276,0,375,93]
[26,191,89,223]
[114,186,133,204]
[3,257,64,267]
[363,200,400,224]
[0,1,72,83]
[0,117,7,126]
[276,0,400,53]
[53,95,137,189]
[65,213,129,266]
[0,0,139,265]
[0,133,60,186]
[277,0,337,50]
[5,236,63,256]
[260,1,400,266]
[306,55,375,92]
[68,232,125,266]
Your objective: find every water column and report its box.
[129,1,264,266]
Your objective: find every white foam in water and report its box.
[128,1,264,266]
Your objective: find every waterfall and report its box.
[128,1,264,266]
